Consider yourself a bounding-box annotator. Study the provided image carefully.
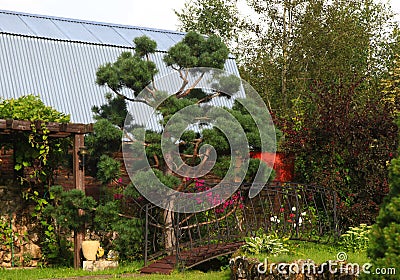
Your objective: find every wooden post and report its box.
[73,134,85,269]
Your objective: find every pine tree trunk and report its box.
[163,208,176,254]
[163,151,176,254]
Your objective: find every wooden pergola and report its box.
[0,119,93,269]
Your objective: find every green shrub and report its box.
[96,155,121,184]
[366,118,400,279]
[242,232,289,256]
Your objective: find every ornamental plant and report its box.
[43,186,96,233]
[242,231,289,256]
[95,31,278,252]
[338,224,371,252]
[42,185,144,262]
[189,178,244,213]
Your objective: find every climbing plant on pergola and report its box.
[0,95,93,268]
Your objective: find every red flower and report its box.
[289,213,295,218]
[280,207,285,213]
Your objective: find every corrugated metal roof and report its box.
[0,9,187,50]
[0,10,241,125]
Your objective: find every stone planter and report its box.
[229,256,359,279]
[81,240,100,261]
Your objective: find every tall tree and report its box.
[176,0,400,226]
[177,0,397,117]
[175,0,241,50]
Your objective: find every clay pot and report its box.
[81,240,100,261]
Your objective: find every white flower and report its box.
[298,217,303,225]
[270,216,280,224]
[292,207,297,212]
[301,211,307,216]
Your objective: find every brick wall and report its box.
[0,148,103,196]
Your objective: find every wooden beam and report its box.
[11,120,31,131]
[73,134,85,269]
[0,119,93,135]
[0,119,6,129]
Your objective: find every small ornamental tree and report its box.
[95,31,278,251]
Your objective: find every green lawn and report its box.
[0,269,230,280]
[262,240,369,265]
[0,241,369,280]
[0,262,143,280]
[0,263,230,280]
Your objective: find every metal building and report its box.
[0,9,241,125]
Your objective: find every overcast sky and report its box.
[0,0,399,31]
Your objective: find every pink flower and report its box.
[280,207,285,213]
[117,178,123,183]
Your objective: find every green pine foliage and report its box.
[164,31,229,69]
[96,155,121,184]
[44,186,97,232]
[366,117,400,279]
[85,118,122,177]
[92,93,131,128]
[96,36,158,96]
